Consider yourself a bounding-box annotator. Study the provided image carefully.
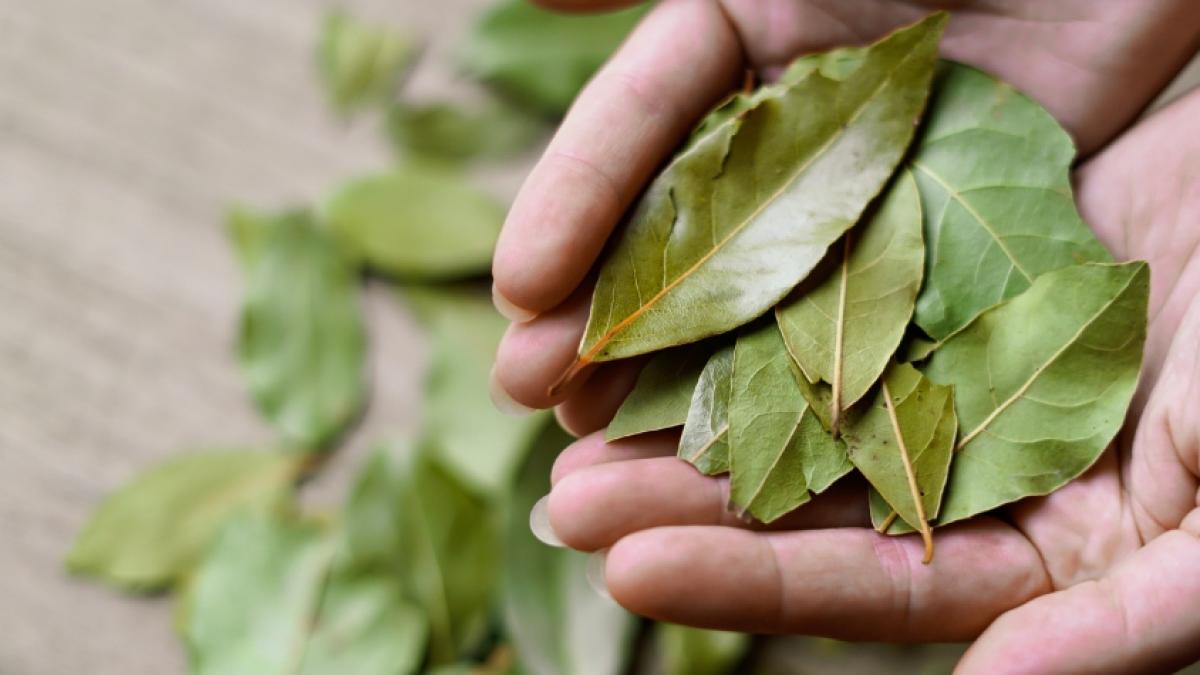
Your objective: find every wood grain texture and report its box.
[0,1,496,673]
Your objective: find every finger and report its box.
[602,520,1051,640]
[492,0,742,314]
[492,282,594,410]
[550,429,676,485]
[555,357,646,436]
[548,457,870,550]
[959,516,1200,674]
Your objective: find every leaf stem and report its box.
[881,380,933,564]
[876,510,899,534]
[831,234,851,436]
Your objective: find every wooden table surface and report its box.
[0,1,1195,673]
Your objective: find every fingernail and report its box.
[586,549,611,600]
[492,283,537,323]
[529,495,564,547]
[489,365,533,417]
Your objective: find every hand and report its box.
[490,2,1200,672]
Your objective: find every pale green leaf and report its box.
[67,450,294,591]
[654,624,750,675]
[318,11,416,113]
[388,100,545,163]
[843,363,956,549]
[237,211,365,450]
[607,342,714,441]
[911,62,1112,340]
[324,166,504,280]
[574,15,944,366]
[503,422,637,675]
[678,344,734,475]
[924,261,1148,524]
[728,322,850,523]
[460,0,647,115]
[184,515,427,675]
[777,170,924,431]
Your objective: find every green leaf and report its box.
[318,11,416,113]
[236,210,366,450]
[842,363,956,559]
[910,62,1112,340]
[571,15,944,370]
[728,322,851,523]
[184,514,427,675]
[226,206,277,269]
[460,0,648,115]
[607,343,714,441]
[503,421,637,675]
[400,286,552,495]
[324,166,504,280]
[777,170,924,433]
[924,261,1149,525]
[654,624,750,675]
[67,450,294,591]
[678,344,734,475]
[388,100,545,163]
[347,443,500,664]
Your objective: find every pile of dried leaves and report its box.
[592,14,1149,561]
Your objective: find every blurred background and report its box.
[1,2,1198,674]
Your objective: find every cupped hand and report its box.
[490,1,1200,672]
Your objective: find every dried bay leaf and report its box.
[924,261,1149,525]
[318,11,416,114]
[910,62,1112,340]
[67,450,294,591]
[460,0,647,115]
[503,422,637,675]
[235,211,366,450]
[843,363,956,560]
[678,345,734,475]
[567,14,945,377]
[777,170,924,433]
[324,165,504,280]
[728,322,850,523]
[607,342,714,441]
[388,100,545,164]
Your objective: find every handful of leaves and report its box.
[586,13,1149,562]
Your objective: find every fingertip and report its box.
[492,281,537,323]
[493,284,593,409]
[488,364,535,416]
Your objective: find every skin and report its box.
[490,1,1200,672]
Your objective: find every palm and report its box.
[491,1,1200,671]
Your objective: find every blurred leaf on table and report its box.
[388,100,546,164]
[323,165,503,280]
[654,623,751,675]
[67,450,294,592]
[502,421,638,675]
[232,210,366,451]
[318,10,417,114]
[460,0,648,115]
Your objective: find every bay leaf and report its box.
[503,422,637,675]
[777,170,924,433]
[184,514,428,675]
[324,165,504,280]
[728,322,851,523]
[460,0,648,115]
[910,61,1112,340]
[843,363,956,560]
[607,342,714,441]
[678,344,734,475]
[401,285,552,495]
[567,14,944,376]
[236,210,366,450]
[924,261,1149,525]
[318,11,416,114]
[66,450,294,591]
[654,624,750,675]
[388,100,545,163]
[346,443,500,664]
